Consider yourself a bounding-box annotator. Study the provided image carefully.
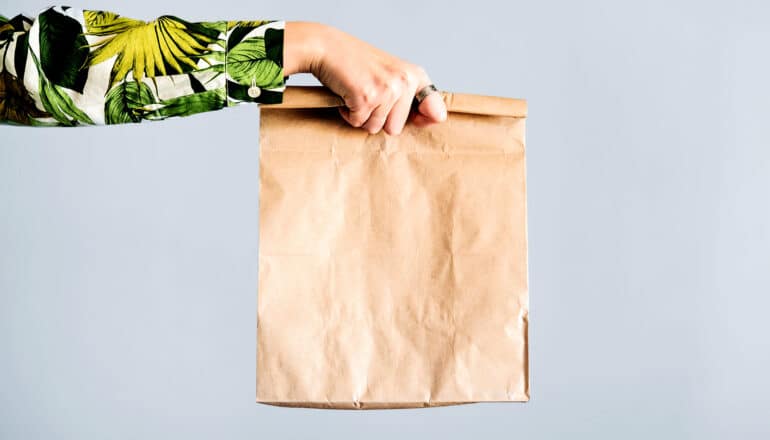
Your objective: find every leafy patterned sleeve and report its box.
[0,5,286,126]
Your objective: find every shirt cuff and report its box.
[224,20,286,106]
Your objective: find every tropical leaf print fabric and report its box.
[0,5,286,126]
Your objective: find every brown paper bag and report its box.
[257,86,529,409]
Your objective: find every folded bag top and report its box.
[262,85,527,118]
[257,86,529,409]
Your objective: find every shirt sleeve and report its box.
[0,5,286,127]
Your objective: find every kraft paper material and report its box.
[257,86,529,409]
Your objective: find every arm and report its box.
[1,5,284,126]
[1,5,446,133]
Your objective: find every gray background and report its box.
[2,0,769,438]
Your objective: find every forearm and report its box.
[0,6,289,126]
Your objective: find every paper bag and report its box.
[257,86,528,409]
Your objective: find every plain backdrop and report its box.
[2,1,769,438]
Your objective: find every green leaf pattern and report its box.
[0,5,286,127]
[226,37,284,89]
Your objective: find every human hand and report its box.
[283,22,447,135]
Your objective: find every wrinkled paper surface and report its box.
[257,86,529,409]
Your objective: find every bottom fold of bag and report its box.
[257,397,529,410]
[258,401,467,410]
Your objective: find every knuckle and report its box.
[396,69,411,85]
[360,86,379,105]
[412,64,428,80]
[381,84,397,102]
[387,78,403,96]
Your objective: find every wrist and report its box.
[284,21,330,76]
